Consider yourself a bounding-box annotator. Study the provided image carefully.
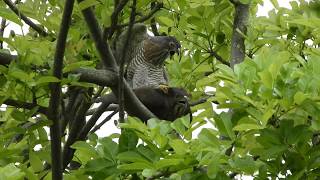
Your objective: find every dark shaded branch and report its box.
[0,52,17,65]
[209,51,230,66]
[63,101,111,168]
[61,88,82,134]
[4,99,48,115]
[80,102,110,138]
[3,0,48,36]
[0,19,7,49]
[90,109,118,133]
[86,104,118,115]
[230,1,249,69]
[77,0,156,120]
[103,0,129,40]
[62,97,91,169]
[150,2,159,36]
[73,68,117,87]
[47,0,75,178]
[117,2,163,28]
[118,0,136,123]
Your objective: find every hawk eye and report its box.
[169,41,176,48]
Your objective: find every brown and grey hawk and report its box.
[115,23,180,89]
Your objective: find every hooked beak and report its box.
[169,47,180,58]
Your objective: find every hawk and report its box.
[115,23,181,89]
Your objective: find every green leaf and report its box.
[118,129,138,152]
[29,151,44,172]
[155,158,183,169]
[259,70,273,89]
[63,61,94,73]
[270,0,279,9]
[169,139,188,155]
[233,116,262,131]
[294,91,307,105]
[198,128,220,147]
[207,155,220,179]
[158,16,174,27]
[142,169,157,178]
[118,162,154,170]
[9,70,33,82]
[0,163,25,180]
[78,0,99,10]
[0,8,23,26]
[85,158,115,172]
[117,151,150,163]
[35,76,60,85]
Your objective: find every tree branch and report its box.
[118,0,136,123]
[0,19,7,49]
[90,109,118,133]
[47,0,75,178]
[230,1,249,69]
[208,50,230,66]
[117,2,163,28]
[3,99,48,115]
[3,0,48,36]
[150,2,159,36]
[103,0,129,40]
[73,68,117,87]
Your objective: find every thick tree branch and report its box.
[77,0,156,120]
[74,68,117,87]
[47,0,75,178]
[230,1,249,69]
[3,0,48,36]
[118,0,136,123]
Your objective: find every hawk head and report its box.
[143,36,181,66]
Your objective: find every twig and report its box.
[47,0,75,178]
[86,104,119,115]
[3,0,48,36]
[118,0,136,123]
[117,2,163,28]
[103,0,129,40]
[150,2,159,36]
[208,50,230,66]
[90,109,118,133]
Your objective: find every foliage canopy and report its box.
[0,0,320,179]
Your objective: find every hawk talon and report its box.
[159,84,169,94]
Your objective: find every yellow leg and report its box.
[159,84,169,94]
